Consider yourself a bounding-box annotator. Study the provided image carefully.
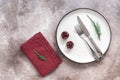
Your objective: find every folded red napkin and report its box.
[20,32,62,77]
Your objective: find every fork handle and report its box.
[81,37,100,61]
[86,41,100,61]
[88,36,103,57]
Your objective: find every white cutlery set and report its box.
[75,16,103,61]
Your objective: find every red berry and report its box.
[61,31,69,39]
[66,41,74,49]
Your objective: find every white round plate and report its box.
[56,8,111,63]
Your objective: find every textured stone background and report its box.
[0,0,120,80]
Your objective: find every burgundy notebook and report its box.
[20,32,62,77]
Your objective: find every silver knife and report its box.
[77,16,102,58]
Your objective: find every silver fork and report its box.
[74,25,101,61]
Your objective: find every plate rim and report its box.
[55,8,112,63]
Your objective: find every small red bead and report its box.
[66,41,74,49]
[61,31,69,39]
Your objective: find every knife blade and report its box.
[77,16,90,36]
[77,16,102,57]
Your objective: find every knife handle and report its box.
[81,37,100,61]
[88,37,103,58]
